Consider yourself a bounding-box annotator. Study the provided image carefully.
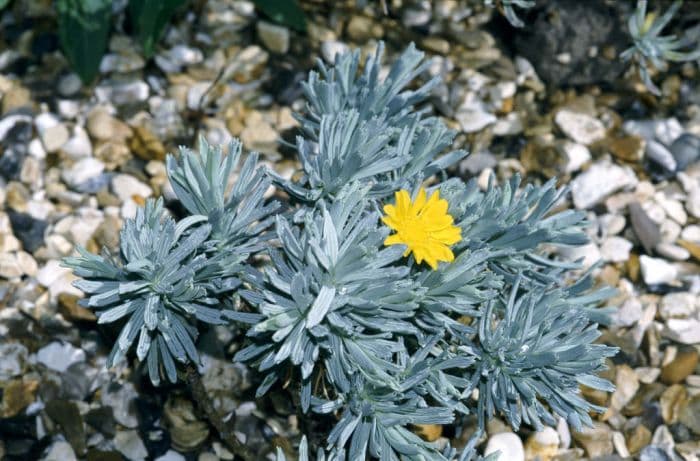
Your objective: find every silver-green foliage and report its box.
[63,141,275,385]
[237,44,617,460]
[65,42,617,460]
[63,199,224,385]
[623,0,700,95]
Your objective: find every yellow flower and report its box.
[382,187,462,270]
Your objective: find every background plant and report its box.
[56,0,112,84]
[622,0,700,94]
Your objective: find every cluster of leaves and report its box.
[622,0,700,95]
[56,0,186,83]
[65,43,617,460]
[63,140,276,384]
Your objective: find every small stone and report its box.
[681,225,700,243]
[155,450,187,461]
[62,157,105,189]
[610,364,639,411]
[655,242,690,261]
[635,367,661,384]
[0,253,22,278]
[609,136,645,162]
[321,40,349,63]
[229,45,268,84]
[559,140,591,173]
[655,193,687,225]
[101,381,139,429]
[19,157,43,186]
[256,21,290,54]
[555,109,606,145]
[346,16,376,42]
[155,45,203,72]
[413,424,442,442]
[58,293,96,322]
[164,396,210,451]
[686,187,700,219]
[680,394,700,434]
[128,126,166,161]
[240,111,278,152]
[625,424,652,455]
[57,73,82,97]
[629,202,661,253]
[572,422,613,458]
[639,445,672,461]
[598,214,626,237]
[640,255,678,285]
[36,341,86,373]
[660,384,686,423]
[600,236,633,263]
[664,318,700,345]
[2,84,31,114]
[670,133,700,172]
[114,430,148,461]
[95,80,150,105]
[422,37,450,55]
[0,343,28,380]
[40,123,70,153]
[99,52,146,74]
[45,400,86,456]
[485,432,525,461]
[570,161,637,209]
[62,128,93,159]
[402,6,431,26]
[7,210,48,253]
[612,431,631,458]
[661,348,699,384]
[44,441,77,461]
[111,174,153,203]
[525,427,559,461]
[678,242,700,266]
[5,181,29,212]
[94,141,131,170]
[86,108,133,142]
[660,292,698,319]
[612,298,643,327]
[58,100,80,119]
[1,378,38,418]
[455,108,497,133]
[659,219,681,243]
[646,140,676,176]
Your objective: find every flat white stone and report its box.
[640,255,678,285]
[36,341,86,373]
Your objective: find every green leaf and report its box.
[128,0,187,58]
[56,0,112,84]
[0,0,12,11]
[252,0,306,32]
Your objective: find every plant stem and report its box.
[184,364,255,461]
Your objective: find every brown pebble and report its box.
[413,424,442,442]
[58,293,96,322]
[661,348,699,384]
[624,424,651,455]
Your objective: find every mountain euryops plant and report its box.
[622,0,700,95]
[64,43,617,460]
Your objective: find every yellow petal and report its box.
[412,187,427,215]
[383,204,397,218]
[384,234,404,246]
[396,190,411,215]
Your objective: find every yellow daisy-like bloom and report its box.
[382,187,462,270]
